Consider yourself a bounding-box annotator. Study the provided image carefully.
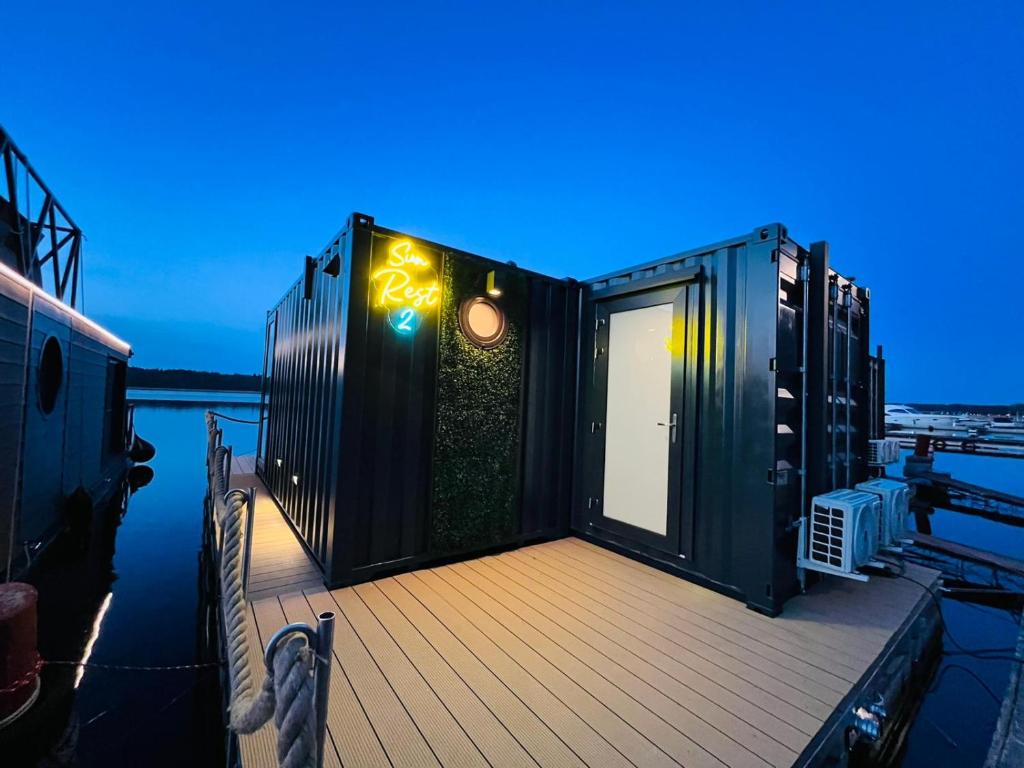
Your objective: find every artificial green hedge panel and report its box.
[430,254,525,554]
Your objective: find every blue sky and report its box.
[4,2,1021,402]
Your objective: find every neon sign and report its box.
[371,240,440,335]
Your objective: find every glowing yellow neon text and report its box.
[371,240,440,312]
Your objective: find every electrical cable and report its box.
[927,662,1003,705]
[868,555,1022,658]
[895,568,1021,659]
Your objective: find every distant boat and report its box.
[885,404,958,431]
[986,414,1024,435]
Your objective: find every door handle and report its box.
[656,413,678,444]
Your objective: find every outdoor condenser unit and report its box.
[867,438,901,466]
[797,489,883,582]
[855,478,911,549]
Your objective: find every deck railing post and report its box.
[241,487,255,598]
[313,611,335,768]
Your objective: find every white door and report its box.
[601,303,673,535]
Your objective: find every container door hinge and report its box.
[593,317,606,360]
[591,421,603,433]
[769,357,777,371]
[587,496,601,510]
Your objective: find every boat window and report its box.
[107,359,128,452]
[38,336,64,415]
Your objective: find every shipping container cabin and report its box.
[258,214,880,614]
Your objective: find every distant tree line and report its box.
[128,367,261,391]
[908,402,1024,415]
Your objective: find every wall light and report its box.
[486,270,502,297]
[459,296,508,349]
[292,474,299,485]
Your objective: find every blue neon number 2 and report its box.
[396,308,415,332]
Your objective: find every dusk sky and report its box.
[4,2,1021,402]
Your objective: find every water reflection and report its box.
[900,451,1024,767]
[3,400,256,767]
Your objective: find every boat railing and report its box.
[204,411,334,768]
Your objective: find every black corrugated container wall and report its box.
[260,216,877,614]
[572,224,874,615]
[259,214,577,586]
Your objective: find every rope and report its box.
[43,660,223,672]
[208,410,266,425]
[0,653,42,695]
[213,458,317,767]
[214,445,229,498]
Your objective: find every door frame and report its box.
[579,266,702,559]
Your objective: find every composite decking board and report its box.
[246,571,325,592]
[497,550,846,712]
[237,602,278,768]
[374,577,589,768]
[534,544,864,688]
[420,567,693,768]
[229,470,323,601]
[278,591,392,768]
[331,585,491,767]
[236,536,938,768]
[433,564,740,768]
[445,560,797,766]
[248,563,321,582]
[353,581,541,768]
[395,570,637,768]
[551,541,884,663]
[304,588,442,767]
[558,538,883,650]
[555,539,893,668]
[471,555,825,737]
[233,454,258,474]
[247,579,325,603]
[565,538,930,647]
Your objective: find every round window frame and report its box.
[37,335,65,416]
[458,296,508,350]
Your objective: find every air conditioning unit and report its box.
[797,490,882,582]
[856,478,911,548]
[868,438,901,466]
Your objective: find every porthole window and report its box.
[38,336,64,415]
[459,297,508,349]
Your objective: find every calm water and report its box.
[900,452,1023,767]
[40,398,258,767]
[26,397,1021,766]
[127,388,261,404]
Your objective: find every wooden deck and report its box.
[232,512,938,768]
[229,454,323,601]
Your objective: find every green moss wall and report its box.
[430,254,526,554]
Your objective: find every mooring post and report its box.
[314,611,335,768]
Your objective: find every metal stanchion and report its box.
[263,614,336,768]
[241,487,255,598]
[313,611,335,768]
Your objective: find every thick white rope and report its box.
[210,427,316,767]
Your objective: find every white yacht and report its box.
[884,404,958,431]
